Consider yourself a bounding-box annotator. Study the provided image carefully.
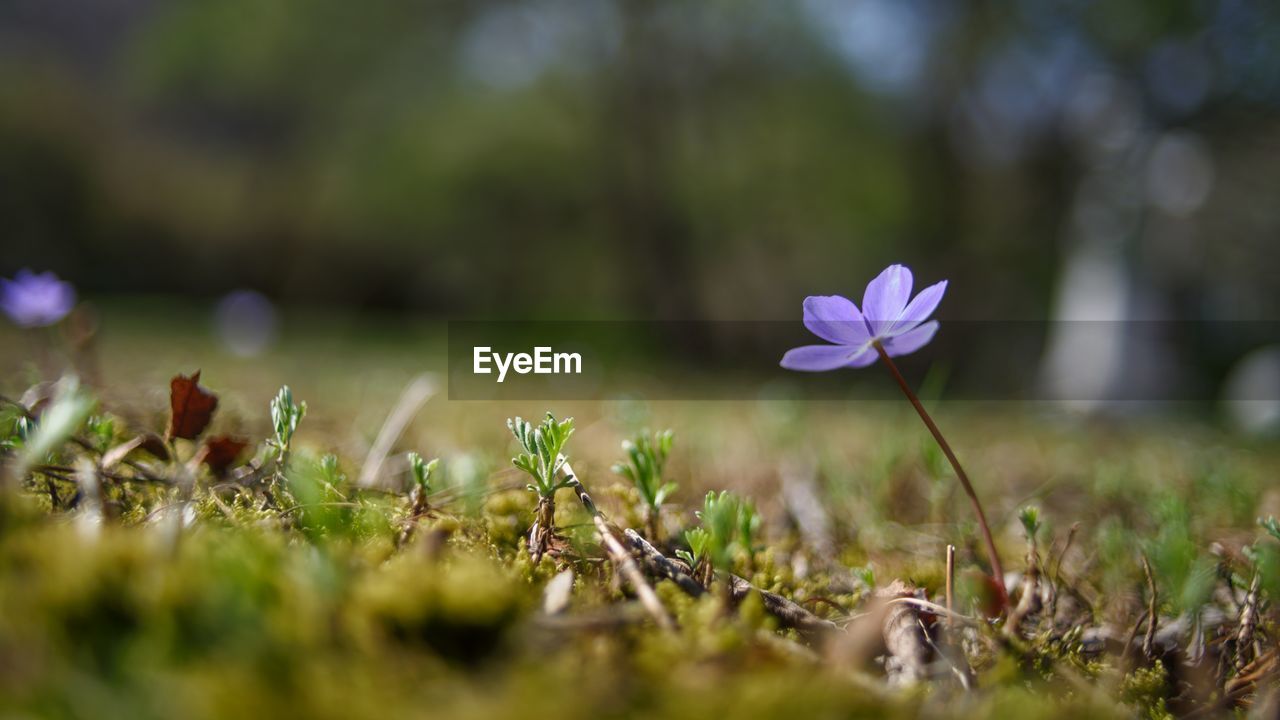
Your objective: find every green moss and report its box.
[1119,662,1175,720]
[1,388,1275,719]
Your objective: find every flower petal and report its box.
[780,344,861,372]
[802,295,869,345]
[0,270,75,327]
[862,264,913,335]
[883,320,939,357]
[844,346,879,368]
[891,280,947,334]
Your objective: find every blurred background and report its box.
[1,0,1279,415]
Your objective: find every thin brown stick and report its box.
[356,374,436,489]
[725,574,838,636]
[1236,571,1262,671]
[593,514,675,632]
[622,528,836,635]
[560,462,674,632]
[1050,522,1080,585]
[1141,554,1157,660]
[1226,648,1278,694]
[873,342,1008,609]
[946,544,956,632]
[1122,609,1150,663]
[1046,522,1080,626]
[883,596,979,626]
[623,529,706,596]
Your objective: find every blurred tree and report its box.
[0,0,1277,340]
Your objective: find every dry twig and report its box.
[1236,571,1262,672]
[1141,554,1157,660]
[560,462,674,632]
[356,374,436,489]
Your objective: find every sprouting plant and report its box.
[269,385,306,465]
[1019,506,1042,543]
[780,263,1009,609]
[1252,516,1280,607]
[507,413,575,563]
[1259,515,1280,543]
[315,453,349,501]
[408,452,437,492]
[12,376,95,481]
[406,452,439,516]
[677,490,750,586]
[851,564,876,591]
[676,528,711,576]
[86,415,116,452]
[0,404,20,452]
[1009,506,1045,633]
[320,453,344,485]
[738,497,762,555]
[701,490,741,564]
[612,429,676,540]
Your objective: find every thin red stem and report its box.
[873,341,1009,611]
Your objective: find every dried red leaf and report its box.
[167,371,218,440]
[201,436,249,476]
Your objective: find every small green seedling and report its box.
[1018,506,1041,543]
[677,528,712,579]
[507,413,575,563]
[1260,515,1280,543]
[319,453,345,487]
[86,415,116,452]
[406,452,439,516]
[13,377,95,480]
[738,497,761,557]
[269,385,307,465]
[612,429,676,540]
[677,490,752,586]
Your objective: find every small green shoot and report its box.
[13,377,95,480]
[1259,515,1280,543]
[507,413,575,500]
[507,413,575,562]
[269,385,307,464]
[612,429,676,538]
[405,451,439,518]
[408,452,438,493]
[738,497,761,556]
[676,528,711,569]
[678,490,758,585]
[86,415,116,452]
[1019,506,1042,542]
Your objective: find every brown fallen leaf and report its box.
[201,436,249,476]
[167,371,218,441]
[136,432,171,461]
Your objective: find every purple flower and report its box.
[0,269,77,328]
[781,264,947,371]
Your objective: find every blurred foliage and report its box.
[2,0,1279,326]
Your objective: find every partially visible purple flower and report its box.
[781,264,947,371]
[0,270,77,328]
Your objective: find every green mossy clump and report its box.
[1,376,1277,719]
[352,550,526,665]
